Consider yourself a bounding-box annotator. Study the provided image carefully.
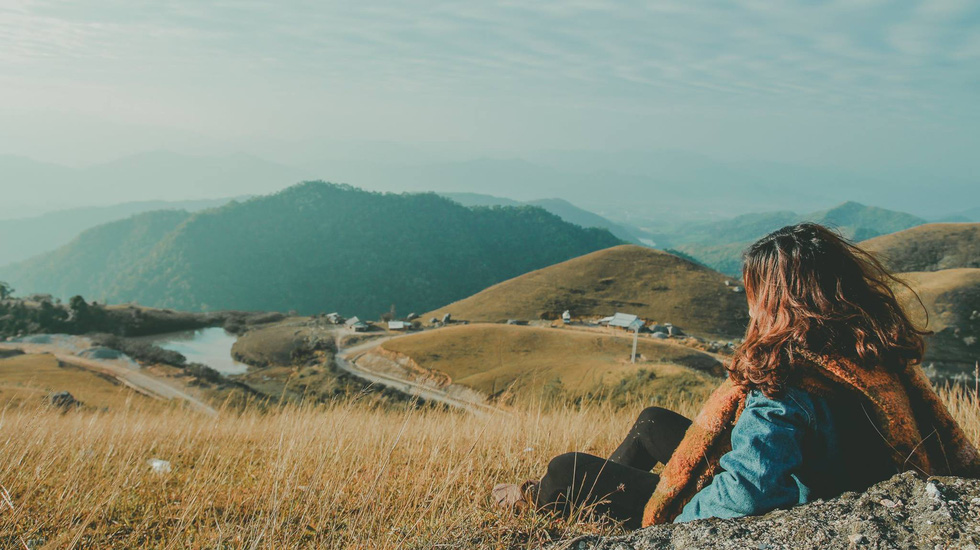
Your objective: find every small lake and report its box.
[143,327,249,375]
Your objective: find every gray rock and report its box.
[49,391,81,410]
[557,472,980,549]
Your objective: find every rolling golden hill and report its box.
[893,268,980,371]
[379,323,724,407]
[424,245,749,338]
[862,223,980,273]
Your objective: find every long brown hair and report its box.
[729,223,929,397]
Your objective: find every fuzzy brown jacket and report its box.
[642,352,980,526]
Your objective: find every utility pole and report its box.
[631,327,639,364]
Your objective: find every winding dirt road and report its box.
[333,335,500,417]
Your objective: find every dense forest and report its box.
[1,182,622,318]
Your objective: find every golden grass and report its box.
[891,268,980,332]
[230,318,321,368]
[862,222,980,272]
[381,324,721,406]
[1,386,976,549]
[0,354,168,412]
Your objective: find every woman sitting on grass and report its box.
[494,222,980,529]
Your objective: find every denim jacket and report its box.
[675,386,844,523]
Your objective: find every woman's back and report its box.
[674,385,896,522]
[825,392,898,493]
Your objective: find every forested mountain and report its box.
[0,197,239,266]
[440,193,640,243]
[666,202,926,275]
[439,192,522,208]
[0,182,621,317]
[3,210,193,300]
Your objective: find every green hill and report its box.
[670,202,927,275]
[0,182,621,317]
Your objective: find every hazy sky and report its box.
[1,1,978,178]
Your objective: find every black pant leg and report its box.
[608,406,692,470]
[535,452,660,530]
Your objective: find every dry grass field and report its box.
[2,382,976,549]
[0,392,699,549]
[230,318,324,368]
[892,269,980,332]
[424,245,749,339]
[380,324,723,407]
[0,353,172,413]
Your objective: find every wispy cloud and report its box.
[0,0,977,165]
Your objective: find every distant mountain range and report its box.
[938,206,980,223]
[0,182,621,317]
[439,194,935,277]
[5,148,977,224]
[300,149,978,221]
[662,202,928,276]
[0,198,242,266]
[0,151,308,217]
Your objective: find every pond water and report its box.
[144,327,249,375]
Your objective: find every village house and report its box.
[601,312,641,330]
[345,316,369,332]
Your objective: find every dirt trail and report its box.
[334,334,501,417]
[0,341,218,416]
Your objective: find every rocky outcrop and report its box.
[561,472,980,550]
[49,391,81,410]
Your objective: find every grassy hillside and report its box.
[0,353,169,411]
[426,245,749,338]
[862,223,980,272]
[380,324,722,407]
[669,202,926,276]
[1,182,621,318]
[894,268,980,371]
